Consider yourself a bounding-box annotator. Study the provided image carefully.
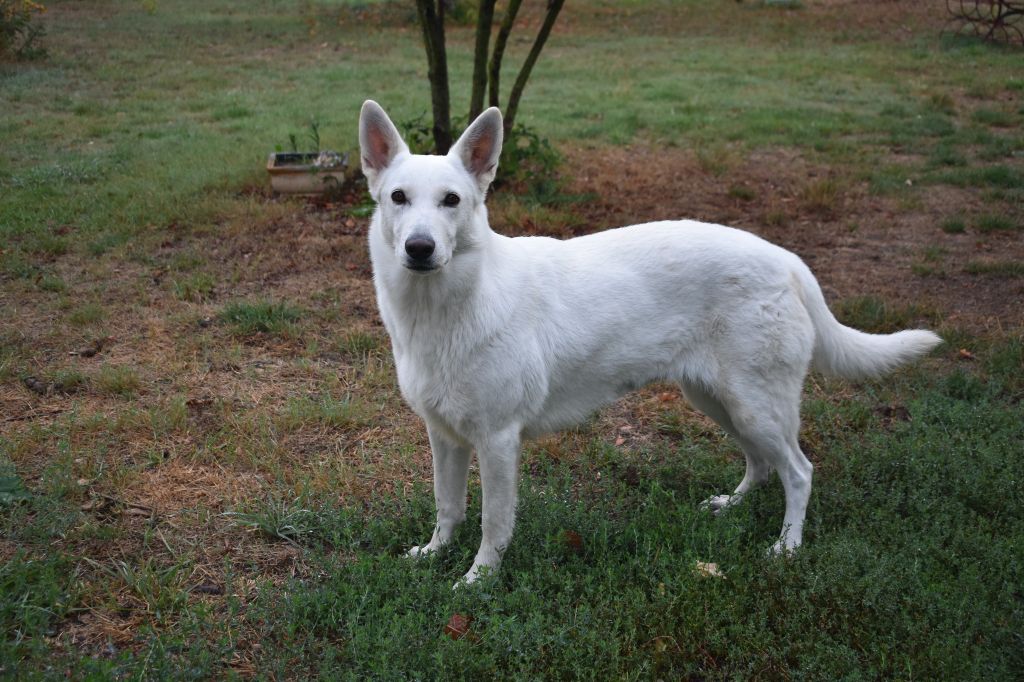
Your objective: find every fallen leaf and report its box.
[658,392,676,402]
[958,348,975,361]
[614,436,626,447]
[562,530,584,554]
[443,613,474,640]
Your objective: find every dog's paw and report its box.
[405,544,435,559]
[452,563,493,590]
[699,494,733,515]
[766,538,798,558]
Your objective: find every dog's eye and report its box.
[442,192,460,208]
[391,189,407,205]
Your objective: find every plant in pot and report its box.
[266,119,349,195]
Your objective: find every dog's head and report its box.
[359,100,503,274]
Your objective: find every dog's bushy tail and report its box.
[794,264,942,380]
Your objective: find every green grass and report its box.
[941,215,967,234]
[975,213,1020,232]
[220,299,303,336]
[937,165,1024,191]
[965,260,1024,277]
[66,302,106,326]
[798,178,842,215]
[113,558,191,626]
[832,295,938,334]
[336,330,383,359]
[971,108,1017,128]
[727,184,757,201]
[225,495,322,546]
[94,364,141,396]
[277,393,370,432]
[46,367,88,394]
[172,272,216,302]
[0,551,79,664]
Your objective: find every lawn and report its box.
[1,0,1022,678]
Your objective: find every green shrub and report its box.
[0,0,46,60]
[494,123,564,202]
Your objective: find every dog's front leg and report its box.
[460,427,521,586]
[407,423,471,558]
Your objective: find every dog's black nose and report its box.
[405,236,435,262]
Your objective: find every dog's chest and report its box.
[390,325,472,419]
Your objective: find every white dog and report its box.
[358,100,941,585]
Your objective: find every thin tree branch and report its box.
[488,0,524,110]
[504,0,565,136]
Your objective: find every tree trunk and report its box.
[487,0,523,110]
[416,0,453,153]
[469,0,498,121]
[503,0,565,136]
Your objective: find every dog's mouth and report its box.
[404,263,439,273]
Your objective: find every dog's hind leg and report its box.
[407,423,471,558]
[718,370,813,555]
[460,426,521,586]
[681,381,773,514]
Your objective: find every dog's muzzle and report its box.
[404,235,437,272]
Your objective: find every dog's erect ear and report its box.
[450,107,503,192]
[359,100,409,195]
